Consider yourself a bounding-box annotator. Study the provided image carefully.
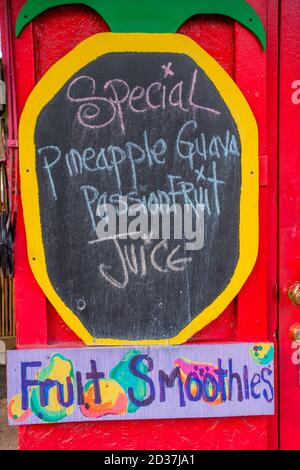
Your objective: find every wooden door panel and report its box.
[0,0,278,449]
[279,0,300,451]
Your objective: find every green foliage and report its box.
[16,0,266,49]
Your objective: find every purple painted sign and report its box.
[7,343,274,426]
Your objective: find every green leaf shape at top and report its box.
[110,349,149,414]
[30,353,76,423]
[16,0,266,49]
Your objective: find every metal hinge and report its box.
[0,81,6,106]
[7,140,18,149]
[0,81,5,114]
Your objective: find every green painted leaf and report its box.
[30,354,76,423]
[16,0,266,49]
[110,350,149,414]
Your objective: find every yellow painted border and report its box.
[19,33,258,346]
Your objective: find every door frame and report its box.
[279,0,300,451]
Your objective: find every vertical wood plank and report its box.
[5,0,277,450]
[265,0,279,450]
[235,0,279,450]
[235,0,268,341]
[279,0,300,451]
[10,0,48,347]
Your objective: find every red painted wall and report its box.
[1,0,279,449]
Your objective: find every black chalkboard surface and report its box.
[34,52,241,341]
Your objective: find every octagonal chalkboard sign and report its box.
[19,34,258,345]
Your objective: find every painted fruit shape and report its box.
[16,1,265,345]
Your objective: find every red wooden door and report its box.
[1,0,279,449]
[279,0,300,451]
